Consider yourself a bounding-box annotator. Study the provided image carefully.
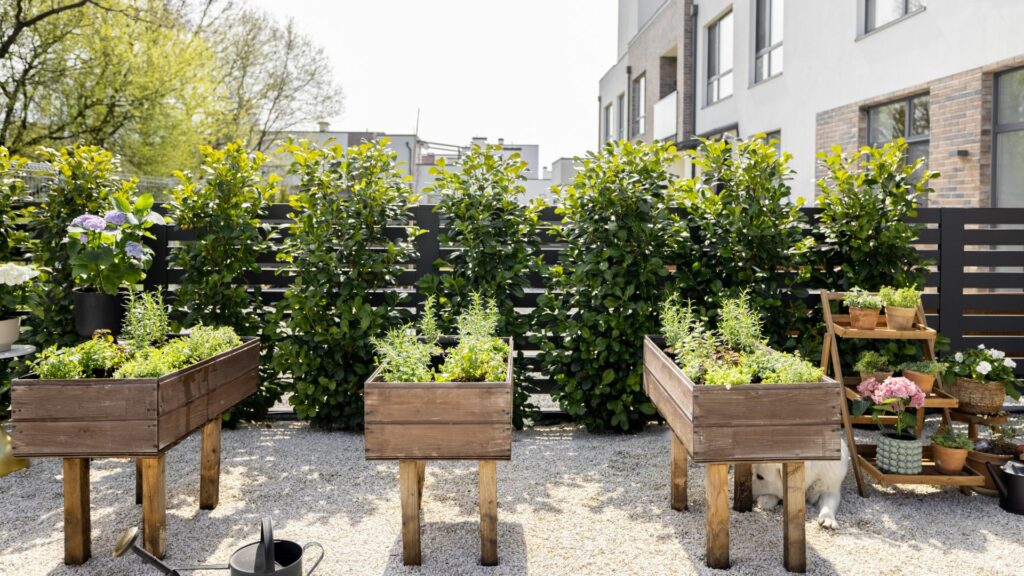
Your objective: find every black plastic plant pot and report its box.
[73,289,124,337]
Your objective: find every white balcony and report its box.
[653,91,678,141]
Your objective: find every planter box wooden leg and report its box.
[141,455,166,559]
[733,463,753,512]
[416,460,426,507]
[200,417,222,510]
[670,432,688,511]
[705,463,730,569]
[63,458,91,565]
[783,462,806,573]
[479,460,498,566]
[135,459,143,505]
[399,460,421,566]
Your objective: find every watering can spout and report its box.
[986,462,1009,499]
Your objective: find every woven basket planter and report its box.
[946,377,1006,415]
[877,433,923,475]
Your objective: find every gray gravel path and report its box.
[2,418,1023,576]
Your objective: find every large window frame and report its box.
[754,0,783,84]
[993,67,1024,208]
[706,10,734,106]
[864,0,925,34]
[631,74,647,137]
[867,94,930,182]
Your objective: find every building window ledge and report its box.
[857,6,926,41]
[751,72,783,89]
[701,95,734,110]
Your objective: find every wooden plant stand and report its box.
[10,338,259,564]
[364,338,513,567]
[644,336,841,573]
[819,292,985,496]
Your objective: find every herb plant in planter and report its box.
[900,360,944,395]
[944,345,1021,415]
[853,376,925,474]
[967,425,1022,492]
[65,191,165,336]
[930,427,974,475]
[0,263,38,351]
[854,351,894,383]
[879,286,921,331]
[843,287,882,330]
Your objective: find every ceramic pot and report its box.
[884,306,917,330]
[849,307,881,330]
[73,289,124,337]
[966,449,1013,493]
[0,316,20,352]
[932,444,968,475]
[877,432,922,474]
[903,369,935,395]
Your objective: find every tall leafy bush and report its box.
[0,146,30,418]
[535,141,690,432]
[419,144,543,428]
[166,141,282,424]
[272,139,419,429]
[680,137,813,352]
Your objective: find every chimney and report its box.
[471,136,487,147]
[318,121,330,133]
[498,138,505,146]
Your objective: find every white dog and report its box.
[752,440,850,529]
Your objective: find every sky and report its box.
[251,0,618,169]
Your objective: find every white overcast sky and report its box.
[251,0,618,169]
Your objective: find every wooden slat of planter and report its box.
[158,366,209,415]
[643,367,694,451]
[12,381,157,421]
[13,421,158,457]
[691,424,842,463]
[364,423,512,460]
[693,385,840,427]
[365,384,511,424]
[206,342,260,392]
[643,337,693,417]
[158,398,208,451]
[206,367,259,416]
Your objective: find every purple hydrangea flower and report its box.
[125,241,145,260]
[71,214,106,232]
[79,233,88,243]
[104,210,128,226]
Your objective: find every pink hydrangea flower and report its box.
[870,376,924,410]
[857,378,879,397]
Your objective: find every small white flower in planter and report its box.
[1006,358,1017,369]
[990,349,1005,360]
[976,361,992,376]
[954,352,964,362]
[978,343,986,349]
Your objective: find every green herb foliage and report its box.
[74,334,126,376]
[843,287,882,310]
[122,290,169,353]
[930,427,974,451]
[372,327,437,383]
[854,351,893,374]
[437,295,510,382]
[901,360,945,375]
[879,285,921,309]
[272,139,419,429]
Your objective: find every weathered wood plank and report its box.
[783,462,806,573]
[205,341,260,392]
[200,417,221,510]
[644,337,693,417]
[158,366,209,415]
[644,367,694,453]
[206,367,259,417]
[400,461,421,566]
[157,397,208,451]
[63,459,90,565]
[693,385,840,427]
[670,432,688,511]
[141,455,166,559]
[692,424,842,463]
[364,424,512,460]
[479,460,498,567]
[365,384,511,424]
[13,421,158,457]
[705,463,730,569]
[13,382,157,421]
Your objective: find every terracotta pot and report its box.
[884,306,917,330]
[0,316,20,352]
[932,444,969,475]
[859,371,893,383]
[903,369,935,395]
[849,307,881,330]
[966,449,1013,493]
[946,377,1006,415]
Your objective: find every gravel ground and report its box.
[2,417,1023,576]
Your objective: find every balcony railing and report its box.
[653,91,677,141]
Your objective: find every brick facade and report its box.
[815,55,1024,207]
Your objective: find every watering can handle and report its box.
[303,542,325,575]
[254,518,275,574]
[986,462,1009,498]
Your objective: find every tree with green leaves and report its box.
[419,144,544,428]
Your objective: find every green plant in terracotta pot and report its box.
[900,360,945,395]
[879,285,920,330]
[854,351,894,383]
[930,426,973,475]
[843,287,883,330]
[852,375,925,474]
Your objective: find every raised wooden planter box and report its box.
[364,337,513,567]
[8,337,260,565]
[643,335,842,463]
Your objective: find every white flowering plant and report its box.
[946,345,1022,399]
[0,262,39,318]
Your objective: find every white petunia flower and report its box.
[954,352,963,362]
[978,344,986,349]
[1005,358,1017,369]
[0,263,39,286]
[990,349,1005,360]
[976,361,992,376]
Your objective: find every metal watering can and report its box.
[986,460,1024,516]
[114,518,324,575]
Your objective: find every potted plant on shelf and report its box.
[853,376,925,474]
[879,285,920,330]
[66,191,165,337]
[900,360,945,395]
[843,287,883,330]
[930,426,974,475]
[0,262,38,351]
[854,351,894,383]
[944,345,1021,415]
[967,425,1022,493]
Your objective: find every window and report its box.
[616,93,625,139]
[755,0,783,83]
[994,67,1024,207]
[762,130,782,156]
[707,11,734,105]
[868,94,929,177]
[631,74,646,137]
[865,0,925,33]
[604,102,614,142]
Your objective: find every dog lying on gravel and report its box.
[752,440,849,529]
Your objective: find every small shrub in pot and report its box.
[900,360,944,395]
[879,286,921,330]
[854,351,894,383]
[843,287,882,330]
[930,426,973,475]
[944,345,1021,415]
